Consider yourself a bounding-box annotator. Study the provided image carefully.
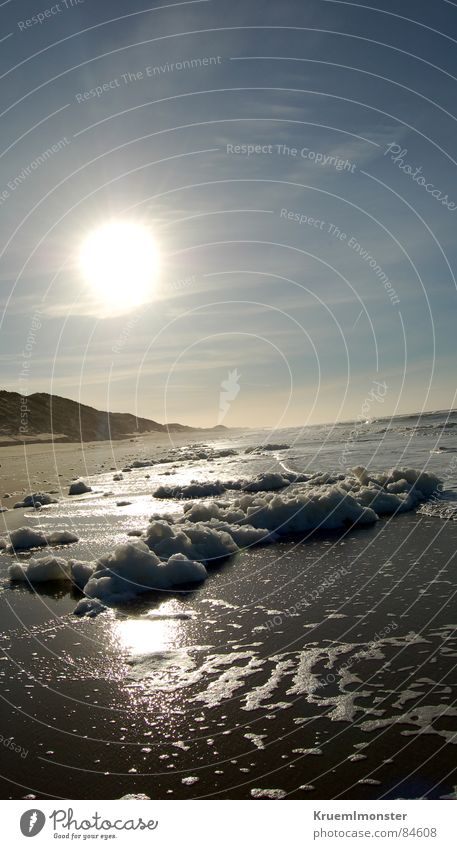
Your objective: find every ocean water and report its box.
[7,407,457,559]
[0,409,456,799]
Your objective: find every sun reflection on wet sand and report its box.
[112,600,194,662]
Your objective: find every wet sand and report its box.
[0,431,227,531]
[0,512,456,800]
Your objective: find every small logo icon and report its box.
[20,810,46,837]
[218,368,241,424]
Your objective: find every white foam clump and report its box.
[71,559,96,588]
[143,520,239,561]
[176,467,441,535]
[174,446,236,462]
[243,471,305,492]
[245,443,290,453]
[9,556,93,587]
[10,466,440,615]
[130,459,155,469]
[250,788,286,799]
[350,467,440,514]
[140,479,383,563]
[68,479,92,495]
[153,471,309,500]
[182,489,377,534]
[8,539,207,614]
[154,480,226,499]
[440,787,457,800]
[48,530,79,545]
[7,526,79,551]
[13,492,58,509]
[73,597,107,618]
[74,541,207,614]
[200,520,275,547]
[119,794,151,800]
[9,528,47,550]
[144,513,276,559]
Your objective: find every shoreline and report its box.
[0,426,455,799]
[0,430,235,526]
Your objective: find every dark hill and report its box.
[0,391,197,443]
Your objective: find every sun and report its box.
[79,220,160,315]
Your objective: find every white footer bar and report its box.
[1,799,453,848]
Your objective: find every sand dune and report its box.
[0,390,200,444]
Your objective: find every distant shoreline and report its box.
[0,429,234,522]
[0,426,229,448]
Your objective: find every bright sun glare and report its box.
[79,220,160,315]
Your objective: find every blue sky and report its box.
[0,0,456,427]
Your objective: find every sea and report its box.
[0,408,456,800]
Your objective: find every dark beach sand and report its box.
[0,512,456,800]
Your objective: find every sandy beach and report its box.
[0,431,226,532]
[0,510,455,800]
[0,419,456,800]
